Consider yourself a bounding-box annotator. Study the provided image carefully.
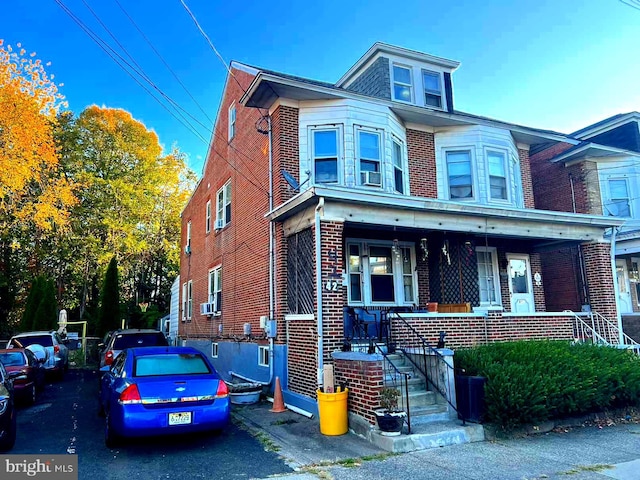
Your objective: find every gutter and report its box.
[315,197,325,386]
[610,227,624,345]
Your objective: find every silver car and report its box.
[98,329,168,372]
[8,331,69,380]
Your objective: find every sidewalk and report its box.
[232,401,640,479]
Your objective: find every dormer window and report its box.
[392,64,413,103]
[422,70,442,108]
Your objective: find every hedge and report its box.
[455,340,640,430]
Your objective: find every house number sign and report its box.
[325,247,341,291]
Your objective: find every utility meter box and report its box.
[259,315,269,329]
[265,320,277,338]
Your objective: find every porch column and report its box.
[581,242,617,320]
[320,220,345,360]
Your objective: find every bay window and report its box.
[312,128,339,184]
[487,151,508,201]
[446,150,473,199]
[392,138,406,194]
[357,129,382,187]
[607,178,631,217]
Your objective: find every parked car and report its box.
[98,329,169,371]
[7,331,69,380]
[0,361,17,451]
[99,346,230,447]
[0,348,46,405]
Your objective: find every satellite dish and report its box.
[281,169,300,191]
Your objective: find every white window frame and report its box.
[476,246,502,306]
[187,280,193,320]
[181,282,188,321]
[205,200,211,234]
[511,154,523,208]
[211,342,219,358]
[228,103,236,140]
[392,137,408,195]
[310,126,342,185]
[605,177,632,217]
[422,69,443,109]
[258,345,269,367]
[216,180,232,227]
[485,149,510,203]
[346,239,417,307]
[356,127,383,188]
[444,148,476,201]
[392,63,414,103]
[208,265,222,315]
[186,221,192,248]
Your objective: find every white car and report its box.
[8,331,69,380]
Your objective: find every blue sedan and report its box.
[99,346,230,447]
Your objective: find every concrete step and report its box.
[408,403,451,424]
[368,420,484,453]
[403,390,437,408]
[384,363,413,375]
[383,376,426,393]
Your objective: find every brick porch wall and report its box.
[287,317,317,398]
[333,354,384,425]
[581,242,617,320]
[321,220,346,359]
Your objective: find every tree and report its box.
[32,278,57,331]
[21,276,43,331]
[97,256,120,337]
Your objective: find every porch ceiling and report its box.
[268,186,623,243]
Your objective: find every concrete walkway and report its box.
[232,402,640,479]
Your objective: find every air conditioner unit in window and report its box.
[215,219,225,230]
[361,171,382,186]
[200,302,214,316]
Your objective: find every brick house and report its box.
[530,112,640,343]
[179,43,625,422]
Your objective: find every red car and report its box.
[0,348,46,405]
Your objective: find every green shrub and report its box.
[455,340,640,430]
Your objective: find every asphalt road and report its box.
[11,369,294,480]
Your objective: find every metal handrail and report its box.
[352,321,412,433]
[591,311,640,349]
[386,312,460,421]
[565,310,640,355]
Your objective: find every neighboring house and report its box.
[530,112,640,342]
[179,42,625,421]
[166,276,180,345]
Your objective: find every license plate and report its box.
[169,412,192,425]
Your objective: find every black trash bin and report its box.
[455,375,486,423]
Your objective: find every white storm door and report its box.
[615,259,633,314]
[507,254,535,313]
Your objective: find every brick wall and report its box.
[518,148,535,209]
[321,221,346,358]
[407,129,437,198]
[271,105,300,208]
[581,242,617,319]
[287,317,318,398]
[333,355,384,425]
[541,247,584,312]
[530,253,546,312]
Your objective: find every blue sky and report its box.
[2,0,639,175]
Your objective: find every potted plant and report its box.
[373,386,406,436]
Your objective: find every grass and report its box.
[559,464,613,475]
[252,431,280,452]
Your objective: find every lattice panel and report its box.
[287,228,314,314]
[428,238,479,305]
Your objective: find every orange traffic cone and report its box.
[270,376,287,413]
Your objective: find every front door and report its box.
[615,259,633,314]
[507,254,535,313]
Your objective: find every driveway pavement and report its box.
[234,402,640,480]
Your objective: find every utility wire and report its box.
[54,0,268,195]
[113,0,215,125]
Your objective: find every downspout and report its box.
[268,115,275,385]
[315,197,325,386]
[610,227,624,345]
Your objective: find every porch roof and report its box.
[266,186,623,243]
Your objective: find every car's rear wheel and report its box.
[104,412,120,448]
[0,410,17,452]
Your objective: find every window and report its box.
[422,70,442,108]
[476,247,501,305]
[511,154,523,207]
[357,129,382,187]
[208,266,222,314]
[205,200,211,234]
[607,179,631,217]
[312,128,339,183]
[186,221,192,249]
[211,342,218,358]
[187,280,193,320]
[346,240,416,306]
[258,345,269,367]
[228,104,236,140]
[216,181,232,227]
[181,283,187,321]
[487,151,508,201]
[392,139,405,194]
[446,150,473,199]
[392,64,413,102]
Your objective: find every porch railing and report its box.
[387,312,460,422]
[567,310,640,354]
[352,320,412,433]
